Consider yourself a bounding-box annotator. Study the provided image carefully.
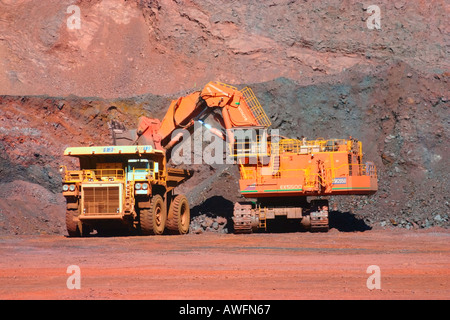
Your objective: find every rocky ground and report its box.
[0,0,448,235]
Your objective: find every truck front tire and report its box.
[66,208,81,237]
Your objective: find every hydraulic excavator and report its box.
[61,81,377,236]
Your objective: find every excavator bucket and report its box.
[109,120,156,147]
[109,120,136,146]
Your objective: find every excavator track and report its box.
[310,216,329,232]
[233,215,254,234]
[232,202,258,234]
[309,200,329,232]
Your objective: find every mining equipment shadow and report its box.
[63,199,372,237]
[189,196,372,234]
[64,228,140,238]
[251,210,372,234]
[328,210,372,232]
[190,195,235,232]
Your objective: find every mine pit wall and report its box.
[0,0,448,234]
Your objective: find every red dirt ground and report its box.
[0,228,448,300]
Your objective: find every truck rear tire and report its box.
[140,194,166,235]
[167,194,190,235]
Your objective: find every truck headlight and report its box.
[69,184,76,192]
[135,183,142,190]
[142,183,148,190]
[63,184,69,192]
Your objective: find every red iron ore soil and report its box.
[0,228,448,300]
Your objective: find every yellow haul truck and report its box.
[60,145,192,236]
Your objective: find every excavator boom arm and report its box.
[136,82,271,150]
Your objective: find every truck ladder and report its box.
[124,183,134,213]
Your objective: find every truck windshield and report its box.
[128,159,152,171]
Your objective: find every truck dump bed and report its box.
[166,168,193,191]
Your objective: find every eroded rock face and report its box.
[0,1,448,234]
[0,0,447,97]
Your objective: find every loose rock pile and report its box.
[189,214,229,234]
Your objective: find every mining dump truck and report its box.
[60,145,192,236]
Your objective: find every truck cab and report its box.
[127,159,158,194]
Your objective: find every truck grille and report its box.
[83,185,121,215]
